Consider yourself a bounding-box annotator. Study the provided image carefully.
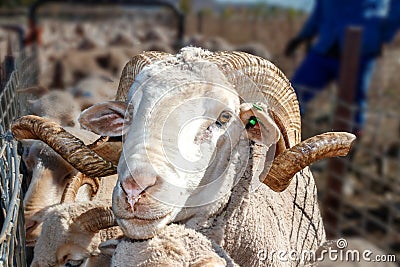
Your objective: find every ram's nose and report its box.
[120,175,156,211]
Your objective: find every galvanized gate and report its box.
[0,22,39,266]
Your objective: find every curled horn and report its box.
[74,206,118,233]
[262,132,356,192]
[11,115,117,177]
[204,51,301,149]
[88,136,122,165]
[115,51,171,101]
[203,51,355,191]
[61,173,100,203]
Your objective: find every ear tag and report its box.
[252,103,264,111]
[246,116,259,129]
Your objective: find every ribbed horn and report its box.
[115,51,171,101]
[11,115,117,177]
[74,206,117,233]
[203,51,301,149]
[202,51,357,193]
[262,132,356,192]
[88,136,122,165]
[61,173,100,203]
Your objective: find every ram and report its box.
[12,115,120,246]
[14,81,120,246]
[15,47,355,266]
[30,202,122,267]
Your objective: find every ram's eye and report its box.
[216,111,232,127]
[65,259,83,267]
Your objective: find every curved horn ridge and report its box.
[11,115,117,177]
[62,173,100,203]
[203,51,301,147]
[263,132,356,192]
[88,136,122,165]
[74,206,117,233]
[115,51,171,101]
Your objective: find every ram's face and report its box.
[115,63,247,238]
[22,140,76,246]
[79,59,280,239]
[31,203,104,267]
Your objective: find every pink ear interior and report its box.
[78,101,130,137]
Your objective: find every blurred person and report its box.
[24,19,42,46]
[285,0,400,136]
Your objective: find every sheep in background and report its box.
[185,35,271,59]
[235,42,272,60]
[30,202,122,267]
[185,34,234,52]
[108,32,140,47]
[12,115,120,246]
[24,90,81,126]
[68,75,118,110]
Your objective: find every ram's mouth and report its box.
[115,210,172,222]
[116,211,173,239]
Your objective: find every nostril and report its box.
[120,179,149,212]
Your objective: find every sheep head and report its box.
[11,116,120,246]
[30,202,120,267]
[74,48,355,239]
[21,139,78,245]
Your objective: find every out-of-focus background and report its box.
[0,0,398,266]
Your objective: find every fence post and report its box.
[323,27,363,238]
[197,11,203,34]
[4,35,15,85]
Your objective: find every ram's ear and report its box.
[78,101,131,137]
[239,103,280,146]
[98,239,121,256]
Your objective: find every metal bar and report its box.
[323,27,363,238]
[0,139,20,245]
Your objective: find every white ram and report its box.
[30,201,122,267]
[16,47,355,266]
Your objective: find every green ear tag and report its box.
[246,116,258,129]
[252,103,263,111]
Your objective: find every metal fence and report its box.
[0,72,25,267]
[0,22,39,266]
[298,84,400,260]
[292,28,400,261]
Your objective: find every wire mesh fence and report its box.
[0,72,26,267]
[0,131,25,267]
[297,82,400,260]
[0,19,39,266]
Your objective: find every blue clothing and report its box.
[292,51,376,131]
[298,0,400,57]
[291,0,400,132]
